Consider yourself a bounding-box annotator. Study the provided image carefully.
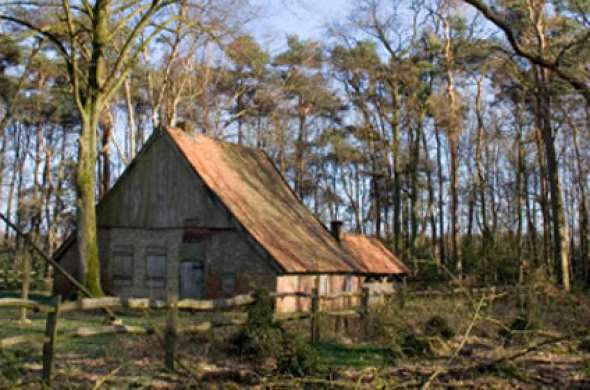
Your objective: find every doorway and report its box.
[179,261,204,299]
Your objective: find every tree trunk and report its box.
[570,115,590,285]
[124,77,137,162]
[534,127,551,271]
[99,109,114,198]
[516,114,525,283]
[4,128,20,242]
[422,129,439,266]
[409,116,422,264]
[529,3,570,290]
[18,243,31,323]
[449,140,461,277]
[294,97,307,199]
[536,68,570,291]
[391,88,402,253]
[76,113,103,296]
[475,79,490,281]
[435,124,446,267]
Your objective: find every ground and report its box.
[2,283,590,389]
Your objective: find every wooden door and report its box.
[179,262,203,299]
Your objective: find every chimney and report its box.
[330,220,344,242]
[176,120,196,136]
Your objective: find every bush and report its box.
[399,332,432,358]
[499,315,540,344]
[231,288,283,359]
[578,339,590,353]
[388,331,432,359]
[277,334,319,376]
[231,288,319,376]
[424,315,455,340]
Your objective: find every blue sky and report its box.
[249,0,353,52]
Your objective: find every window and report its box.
[112,246,134,287]
[365,275,381,283]
[222,272,236,294]
[145,247,167,288]
[345,275,354,292]
[319,275,329,295]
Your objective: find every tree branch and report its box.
[462,0,590,104]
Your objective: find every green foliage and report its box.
[315,342,392,369]
[276,333,319,376]
[395,332,432,358]
[275,35,322,67]
[231,288,319,376]
[578,339,590,353]
[0,349,30,385]
[497,362,530,382]
[499,315,540,345]
[424,315,455,340]
[0,34,20,73]
[226,35,268,72]
[231,288,282,358]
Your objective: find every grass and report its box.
[315,342,392,370]
[2,287,590,388]
[0,306,245,356]
[0,307,226,388]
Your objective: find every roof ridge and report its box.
[165,127,358,273]
[167,127,268,156]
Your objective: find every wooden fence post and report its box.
[42,294,61,385]
[310,288,320,345]
[164,294,178,370]
[489,286,496,312]
[360,287,369,337]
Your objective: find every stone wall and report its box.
[55,226,277,301]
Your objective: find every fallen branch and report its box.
[91,362,129,390]
[421,293,487,389]
[473,331,586,372]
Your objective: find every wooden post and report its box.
[489,286,496,312]
[164,294,178,370]
[310,288,320,345]
[360,287,369,337]
[42,295,61,385]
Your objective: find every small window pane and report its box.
[345,276,353,292]
[222,273,236,294]
[319,275,329,295]
[112,246,133,287]
[146,247,167,288]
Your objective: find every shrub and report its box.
[578,339,590,353]
[231,288,319,376]
[388,331,432,359]
[277,334,319,376]
[499,315,540,344]
[424,315,455,340]
[399,332,432,358]
[231,288,283,359]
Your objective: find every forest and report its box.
[0,0,590,388]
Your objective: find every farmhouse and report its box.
[53,127,408,311]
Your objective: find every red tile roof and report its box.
[55,128,409,276]
[166,128,359,273]
[341,234,409,275]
